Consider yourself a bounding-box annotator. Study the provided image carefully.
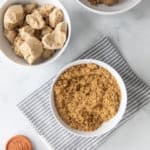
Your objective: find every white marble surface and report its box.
[0,0,150,149]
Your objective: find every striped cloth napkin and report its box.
[17,37,150,150]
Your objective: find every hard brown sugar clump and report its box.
[54,64,121,131]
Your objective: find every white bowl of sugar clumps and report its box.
[77,0,141,15]
[0,0,71,66]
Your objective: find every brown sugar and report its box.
[54,64,121,131]
[88,0,119,6]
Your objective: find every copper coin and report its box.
[6,135,32,150]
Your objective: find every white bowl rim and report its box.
[76,0,141,15]
[0,0,71,67]
[50,59,127,137]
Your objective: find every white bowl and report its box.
[77,0,141,15]
[0,0,71,66]
[50,59,127,137]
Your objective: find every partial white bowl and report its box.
[0,0,71,66]
[77,0,141,15]
[50,59,127,137]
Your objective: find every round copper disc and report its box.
[6,135,32,150]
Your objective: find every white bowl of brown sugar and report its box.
[50,59,127,137]
[0,0,71,66]
[77,0,141,15]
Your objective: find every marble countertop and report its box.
[0,0,150,149]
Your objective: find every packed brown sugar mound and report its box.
[54,64,121,131]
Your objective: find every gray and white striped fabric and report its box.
[17,37,150,150]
